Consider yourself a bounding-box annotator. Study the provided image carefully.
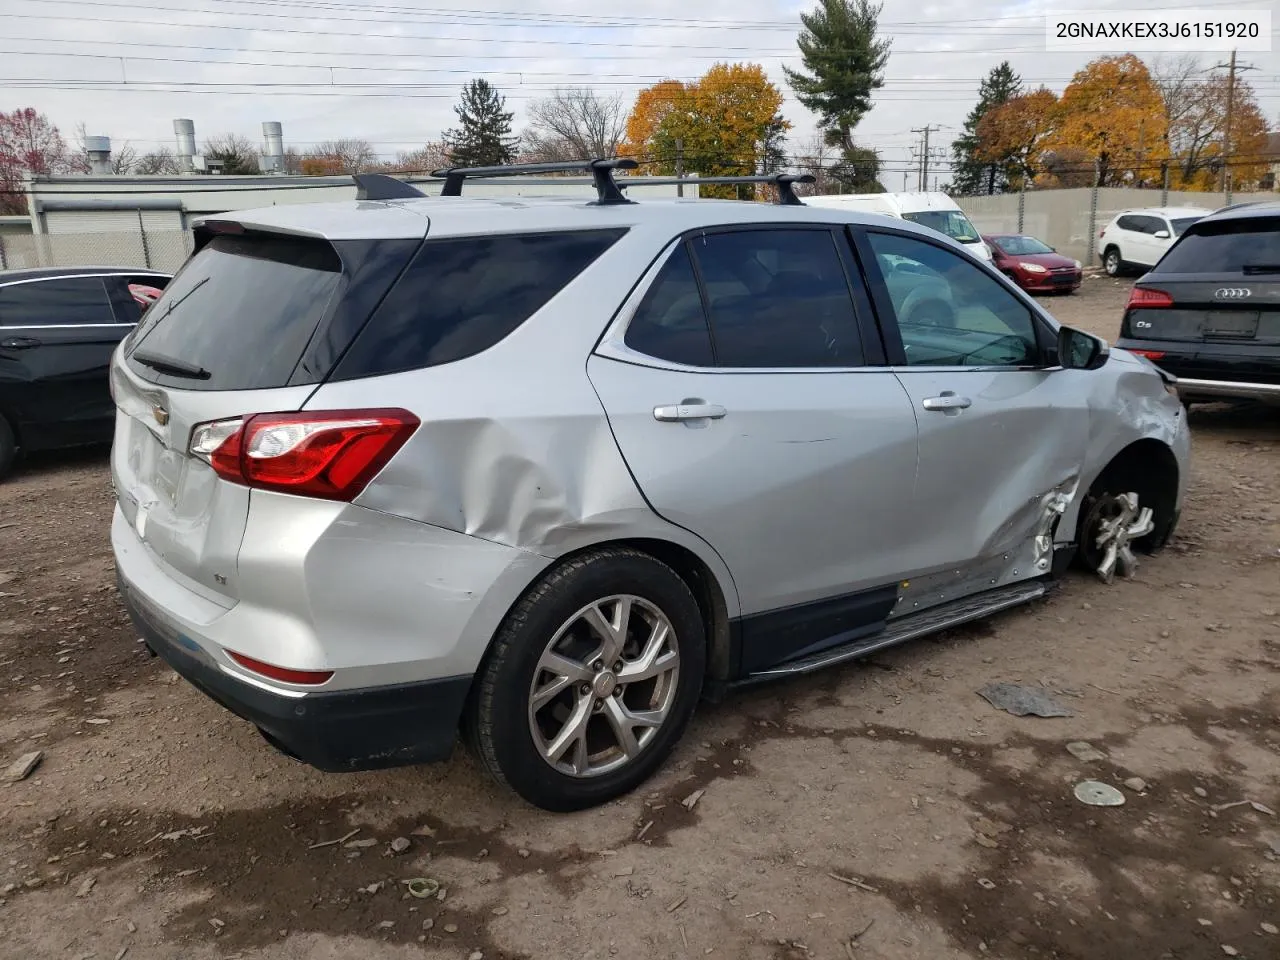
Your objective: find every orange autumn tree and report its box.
[622,64,788,199]
[975,87,1058,189]
[1045,54,1168,186]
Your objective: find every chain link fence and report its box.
[0,229,193,274]
[956,186,1274,267]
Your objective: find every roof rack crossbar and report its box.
[353,173,427,201]
[624,172,815,206]
[430,157,640,204]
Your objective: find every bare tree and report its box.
[392,141,451,172]
[203,134,260,174]
[135,147,181,175]
[302,138,379,175]
[793,132,838,195]
[520,86,626,162]
[282,146,304,175]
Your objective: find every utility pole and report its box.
[1136,117,1145,187]
[1207,50,1259,195]
[910,124,940,191]
[902,171,908,190]
[675,138,684,198]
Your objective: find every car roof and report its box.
[1195,199,1280,224]
[0,265,171,285]
[1115,207,1208,218]
[209,194,969,243]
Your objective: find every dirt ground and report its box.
[1,275,1278,960]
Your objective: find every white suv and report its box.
[1096,207,1206,276]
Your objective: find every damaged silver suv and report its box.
[110,161,1189,811]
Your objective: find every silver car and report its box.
[110,166,1190,811]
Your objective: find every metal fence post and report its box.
[1161,162,1170,207]
[1086,183,1099,267]
[1017,189,1025,232]
[136,210,153,269]
[0,236,6,270]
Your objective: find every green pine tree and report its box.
[783,0,892,152]
[949,62,1022,195]
[443,79,519,167]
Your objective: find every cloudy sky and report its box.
[3,0,1277,182]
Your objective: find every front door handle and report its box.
[921,392,972,413]
[653,402,727,422]
[0,336,42,349]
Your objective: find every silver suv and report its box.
[111,161,1190,811]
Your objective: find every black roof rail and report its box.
[353,173,426,201]
[627,172,815,206]
[430,158,640,204]
[1212,200,1265,214]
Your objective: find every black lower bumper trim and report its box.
[118,575,472,772]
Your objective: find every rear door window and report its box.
[126,234,346,391]
[690,228,865,368]
[333,229,626,380]
[1154,217,1280,274]
[0,277,113,327]
[623,244,715,367]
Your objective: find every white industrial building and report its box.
[3,118,693,273]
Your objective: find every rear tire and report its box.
[465,547,706,812]
[1103,247,1123,277]
[0,417,16,481]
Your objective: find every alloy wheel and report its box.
[1084,491,1154,584]
[527,595,680,778]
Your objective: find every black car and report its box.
[1116,201,1280,406]
[0,266,171,478]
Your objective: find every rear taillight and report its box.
[190,409,419,501]
[227,650,333,685]
[1127,287,1174,309]
[1129,349,1166,360]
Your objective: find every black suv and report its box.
[0,266,171,478]
[1116,201,1280,406]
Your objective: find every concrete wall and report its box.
[957,187,1273,266]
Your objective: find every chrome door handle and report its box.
[921,393,972,412]
[653,402,727,422]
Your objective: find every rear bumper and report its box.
[1115,339,1280,403]
[119,572,471,770]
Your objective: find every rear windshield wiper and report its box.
[1242,263,1280,275]
[131,350,212,380]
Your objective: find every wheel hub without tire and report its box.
[528,595,680,778]
[1084,491,1154,584]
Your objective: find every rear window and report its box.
[126,234,344,391]
[332,228,626,380]
[1153,217,1280,274]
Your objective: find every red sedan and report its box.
[983,234,1082,294]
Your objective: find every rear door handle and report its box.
[0,336,42,349]
[921,392,972,413]
[653,402,727,422]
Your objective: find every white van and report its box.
[804,191,992,263]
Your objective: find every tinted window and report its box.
[624,245,714,366]
[336,229,626,379]
[901,210,981,243]
[1116,215,1142,232]
[992,235,1053,256]
[104,274,170,325]
[127,234,343,390]
[1170,217,1200,236]
[691,229,864,368]
[868,231,1040,368]
[0,277,112,327]
[1145,217,1171,235]
[1154,217,1280,274]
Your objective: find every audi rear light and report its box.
[189,409,419,501]
[1127,287,1174,309]
[227,650,333,686]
